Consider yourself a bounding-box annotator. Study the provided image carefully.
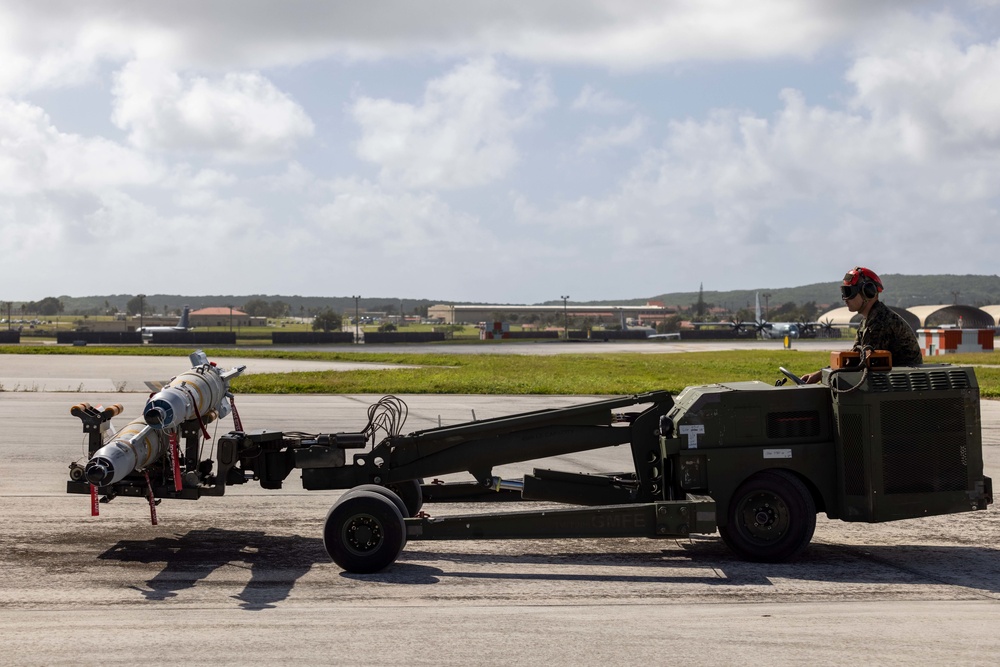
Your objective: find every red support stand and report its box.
[143,471,158,526]
[169,431,183,492]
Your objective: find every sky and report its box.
[3,1,1000,305]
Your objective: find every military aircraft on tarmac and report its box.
[693,294,840,340]
[743,295,842,339]
[137,306,191,339]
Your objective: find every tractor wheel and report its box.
[719,469,816,562]
[324,491,406,573]
[342,484,408,519]
[387,478,424,517]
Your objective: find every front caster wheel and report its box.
[324,491,406,573]
[719,469,816,562]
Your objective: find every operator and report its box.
[801,266,922,384]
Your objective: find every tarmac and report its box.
[0,348,998,666]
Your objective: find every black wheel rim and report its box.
[342,513,384,555]
[736,491,789,543]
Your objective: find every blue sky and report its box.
[2,1,1000,304]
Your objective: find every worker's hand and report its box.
[801,371,823,385]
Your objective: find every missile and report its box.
[84,417,163,486]
[142,350,246,431]
[84,350,246,487]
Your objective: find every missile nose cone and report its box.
[84,460,113,486]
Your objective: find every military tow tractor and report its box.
[68,352,992,573]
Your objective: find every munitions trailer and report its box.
[69,360,992,573]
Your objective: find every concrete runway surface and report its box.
[0,351,998,666]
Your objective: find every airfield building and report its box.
[427,303,675,326]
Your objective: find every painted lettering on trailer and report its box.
[763,448,792,459]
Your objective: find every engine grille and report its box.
[869,369,971,393]
[881,397,969,494]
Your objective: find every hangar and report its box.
[816,305,921,332]
[905,305,996,329]
[817,304,997,331]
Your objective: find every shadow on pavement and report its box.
[99,530,1000,599]
[386,539,1000,595]
[99,529,326,610]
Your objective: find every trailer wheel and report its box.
[342,484,409,519]
[719,470,816,563]
[388,479,423,517]
[324,491,406,573]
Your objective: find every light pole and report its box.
[353,295,360,343]
[138,294,145,331]
[228,305,233,332]
[761,292,771,321]
[561,295,570,339]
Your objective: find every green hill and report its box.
[578,274,1000,311]
[11,274,1000,317]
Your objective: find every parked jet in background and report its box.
[137,306,191,339]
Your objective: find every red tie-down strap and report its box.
[90,483,99,517]
[182,388,212,440]
[229,395,244,432]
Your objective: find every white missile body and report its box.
[84,351,246,487]
[84,417,163,486]
[142,351,246,431]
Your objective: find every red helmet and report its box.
[841,266,882,300]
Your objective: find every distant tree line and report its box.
[241,299,291,318]
[18,297,64,316]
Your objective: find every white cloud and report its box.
[4,3,1000,302]
[578,116,647,153]
[0,97,163,196]
[0,1,906,96]
[571,85,632,114]
[112,60,315,162]
[848,14,1000,152]
[516,22,1000,288]
[304,177,493,252]
[351,58,554,189]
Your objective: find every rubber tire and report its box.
[387,479,424,517]
[324,491,406,574]
[342,484,408,519]
[719,469,816,563]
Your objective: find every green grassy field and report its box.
[2,345,998,397]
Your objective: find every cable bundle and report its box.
[362,395,409,441]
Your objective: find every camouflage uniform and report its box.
[854,300,922,366]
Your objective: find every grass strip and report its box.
[2,345,998,397]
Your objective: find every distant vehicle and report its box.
[137,305,191,339]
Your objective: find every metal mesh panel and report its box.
[881,398,969,494]
[841,413,866,496]
[870,369,972,393]
[766,411,821,439]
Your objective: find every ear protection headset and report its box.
[841,266,883,301]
